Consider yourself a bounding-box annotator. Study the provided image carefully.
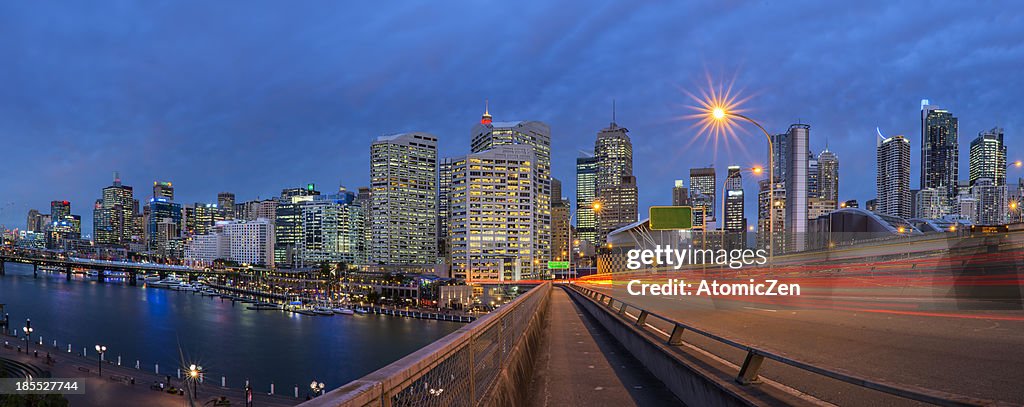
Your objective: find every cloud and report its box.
[1,1,1022,232]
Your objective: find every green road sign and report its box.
[547,261,570,270]
[649,206,693,230]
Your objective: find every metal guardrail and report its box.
[301,282,551,407]
[566,284,1009,407]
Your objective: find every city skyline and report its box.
[2,2,1024,232]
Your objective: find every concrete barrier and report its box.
[300,282,551,407]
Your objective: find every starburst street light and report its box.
[688,82,775,264]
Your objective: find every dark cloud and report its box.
[1,1,1022,231]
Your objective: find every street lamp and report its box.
[94,345,107,376]
[310,380,325,397]
[699,105,775,265]
[188,363,202,400]
[22,319,33,354]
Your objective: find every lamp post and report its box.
[22,319,33,354]
[707,108,775,266]
[310,380,325,397]
[188,364,202,401]
[94,345,106,376]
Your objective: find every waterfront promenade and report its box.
[1,338,302,406]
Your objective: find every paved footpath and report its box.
[1,339,303,406]
[527,286,681,406]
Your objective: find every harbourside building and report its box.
[370,132,438,272]
[449,144,539,282]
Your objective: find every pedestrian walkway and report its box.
[527,286,680,406]
[0,339,299,406]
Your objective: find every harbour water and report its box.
[0,262,462,391]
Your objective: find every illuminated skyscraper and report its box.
[972,178,1007,225]
[575,154,598,245]
[437,157,455,262]
[921,100,959,205]
[784,123,809,252]
[299,187,365,265]
[876,134,912,219]
[94,172,135,245]
[153,181,174,201]
[275,184,320,267]
[724,166,746,249]
[370,132,438,271]
[594,115,638,243]
[672,180,690,206]
[969,127,1006,187]
[449,145,538,282]
[217,192,236,219]
[689,167,716,223]
[817,149,839,207]
[471,110,551,267]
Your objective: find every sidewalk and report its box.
[526,286,680,406]
[1,340,301,406]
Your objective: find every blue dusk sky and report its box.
[1,1,1022,232]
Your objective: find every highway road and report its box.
[578,241,1024,405]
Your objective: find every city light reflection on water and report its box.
[0,263,461,390]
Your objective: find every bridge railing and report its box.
[566,283,1008,407]
[300,282,551,407]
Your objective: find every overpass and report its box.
[0,247,214,284]
[301,231,1023,406]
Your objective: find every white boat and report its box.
[313,306,335,316]
[354,307,369,314]
[148,277,181,288]
[173,282,197,291]
[86,270,99,278]
[332,307,355,315]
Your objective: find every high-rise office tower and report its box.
[370,132,438,271]
[185,203,219,236]
[354,187,372,265]
[784,124,809,253]
[94,172,135,245]
[672,180,690,206]
[153,181,174,201]
[771,132,790,183]
[594,116,638,243]
[550,178,570,261]
[26,209,44,232]
[437,157,455,262]
[51,200,71,221]
[972,178,1007,225]
[275,184,320,267]
[217,192,236,220]
[757,179,785,252]
[449,145,538,282]
[724,166,746,249]
[876,134,912,219]
[817,149,839,207]
[689,167,716,223]
[147,197,182,256]
[575,154,598,245]
[969,127,1006,187]
[551,195,571,263]
[471,110,551,268]
[299,187,365,265]
[921,100,959,205]
[807,152,819,199]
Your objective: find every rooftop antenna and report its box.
[612,98,616,124]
